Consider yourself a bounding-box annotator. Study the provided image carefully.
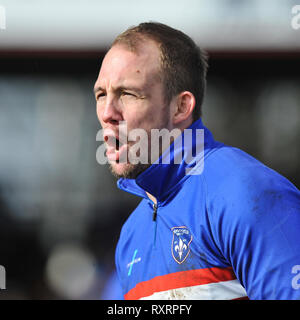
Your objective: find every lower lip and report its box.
[106,144,128,162]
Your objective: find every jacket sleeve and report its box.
[207,168,300,299]
[115,236,126,299]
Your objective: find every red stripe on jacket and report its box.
[125,266,237,300]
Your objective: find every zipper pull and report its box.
[152,203,157,221]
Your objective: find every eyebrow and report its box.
[93,85,144,95]
[93,86,104,95]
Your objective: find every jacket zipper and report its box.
[152,203,157,221]
[152,203,158,248]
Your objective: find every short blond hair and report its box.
[112,22,208,120]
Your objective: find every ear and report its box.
[172,91,196,125]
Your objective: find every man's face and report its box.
[94,41,172,178]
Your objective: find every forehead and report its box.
[97,41,161,87]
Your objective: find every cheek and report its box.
[139,104,169,128]
[124,109,157,131]
[122,101,148,124]
[96,104,101,120]
[96,104,104,126]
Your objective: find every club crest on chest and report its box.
[171,226,193,264]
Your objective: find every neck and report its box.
[146,192,157,204]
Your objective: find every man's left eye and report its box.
[122,91,135,97]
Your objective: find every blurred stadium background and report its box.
[0,0,299,299]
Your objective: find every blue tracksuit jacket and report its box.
[115,119,300,300]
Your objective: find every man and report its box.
[94,22,300,300]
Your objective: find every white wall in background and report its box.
[0,0,299,50]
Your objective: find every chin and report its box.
[109,162,151,179]
[110,162,133,178]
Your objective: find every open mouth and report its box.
[105,134,121,150]
[116,137,120,151]
[104,132,127,162]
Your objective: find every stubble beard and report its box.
[108,134,157,179]
[110,161,152,180]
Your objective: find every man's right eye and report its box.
[96,93,106,100]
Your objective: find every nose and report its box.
[99,97,123,125]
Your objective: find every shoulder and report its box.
[203,144,298,197]
[202,145,300,223]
